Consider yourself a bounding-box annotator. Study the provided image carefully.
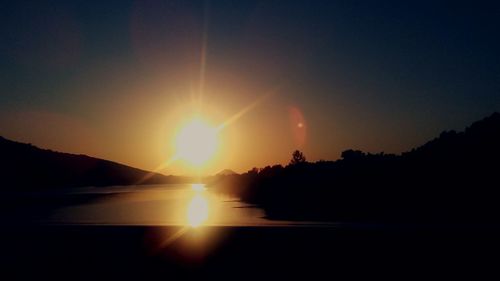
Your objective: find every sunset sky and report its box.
[1,1,499,175]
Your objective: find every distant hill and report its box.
[216,169,239,176]
[0,136,170,190]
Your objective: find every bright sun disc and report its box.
[175,118,218,165]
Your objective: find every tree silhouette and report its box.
[289,150,306,165]
[341,149,366,161]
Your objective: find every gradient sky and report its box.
[1,0,499,175]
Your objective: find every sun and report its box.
[175,118,218,165]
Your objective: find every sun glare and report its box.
[175,118,218,166]
[191,183,206,191]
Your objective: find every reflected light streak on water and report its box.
[187,184,209,227]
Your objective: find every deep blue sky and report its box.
[1,0,499,173]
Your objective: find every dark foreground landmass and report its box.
[2,224,500,280]
[211,113,500,222]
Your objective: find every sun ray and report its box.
[135,156,178,185]
[197,1,210,109]
[216,87,280,132]
[154,227,190,251]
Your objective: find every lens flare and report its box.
[289,106,307,147]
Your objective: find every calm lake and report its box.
[43,183,312,227]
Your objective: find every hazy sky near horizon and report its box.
[1,0,499,175]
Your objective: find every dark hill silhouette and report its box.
[0,136,170,190]
[212,112,500,222]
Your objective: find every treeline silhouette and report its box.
[210,112,500,222]
[0,137,173,190]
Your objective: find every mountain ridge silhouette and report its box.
[0,136,170,189]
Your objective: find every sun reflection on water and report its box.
[187,184,209,227]
[191,183,206,192]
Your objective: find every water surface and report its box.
[46,184,312,226]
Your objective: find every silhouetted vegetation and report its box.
[211,113,500,222]
[289,150,307,165]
